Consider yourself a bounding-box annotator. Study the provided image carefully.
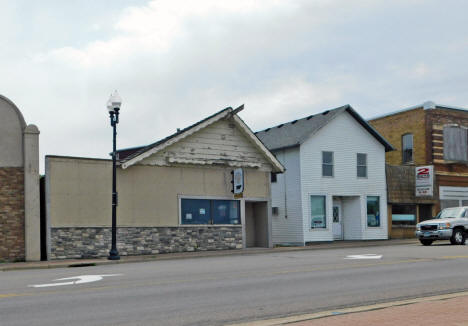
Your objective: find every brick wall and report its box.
[0,167,25,262]
[370,108,427,166]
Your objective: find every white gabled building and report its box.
[256,105,394,244]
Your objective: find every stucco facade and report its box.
[47,157,270,228]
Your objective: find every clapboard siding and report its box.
[270,147,304,245]
[300,112,388,242]
[141,119,272,171]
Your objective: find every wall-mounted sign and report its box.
[231,168,244,195]
[415,165,433,197]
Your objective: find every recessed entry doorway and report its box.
[245,201,269,247]
[332,196,362,240]
[332,197,343,240]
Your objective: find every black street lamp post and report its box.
[107,91,122,260]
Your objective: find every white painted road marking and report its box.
[345,254,382,260]
[29,274,123,288]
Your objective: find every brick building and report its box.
[0,95,40,261]
[369,101,468,238]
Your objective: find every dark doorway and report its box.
[245,201,268,247]
[419,204,433,222]
[40,176,47,260]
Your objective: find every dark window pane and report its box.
[322,164,333,177]
[181,199,211,224]
[322,151,333,164]
[271,173,277,183]
[212,200,240,224]
[357,166,367,178]
[311,196,326,228]
[402,134,413,163]
[392,204,416,225]
[367,196,380,227]
[357,153,367,165]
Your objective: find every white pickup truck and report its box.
[415,207,468,246]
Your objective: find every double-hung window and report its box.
[357,153,367,178]
[402,134,413,164]
[322,151,334,177]
[181,199,240,225]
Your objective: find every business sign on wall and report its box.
[415,165,434,197]
[231,168,244,197]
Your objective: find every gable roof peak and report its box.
[256,104,393,152]
[119,105,284,172]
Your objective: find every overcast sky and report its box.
[1,0,467,173]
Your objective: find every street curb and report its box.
[226,290,468,326]
[0,239,419,272]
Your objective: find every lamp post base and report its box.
[108,249,120,260]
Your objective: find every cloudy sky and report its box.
[1,0,467,172]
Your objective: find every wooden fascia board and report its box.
[231,114,285,173]
[121,109,232,169]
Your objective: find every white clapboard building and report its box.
[256,105,394,244]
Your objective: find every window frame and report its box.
[357,153,367,178]
[322,151,334,177]
[366,196,381,228]
[179,196,241,226]
[402,133,414,164]
[310,195,327,229]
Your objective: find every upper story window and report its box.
[443,126,468,162]
[357,153,367,178]
[271,172,277,183]
[402,133,413,164]
[322,151,334,177]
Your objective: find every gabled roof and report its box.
[118,105,285,172]
[255,104,394,152]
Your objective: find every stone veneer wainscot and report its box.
[50,226,243,259]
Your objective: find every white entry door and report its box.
[332,202,343,240]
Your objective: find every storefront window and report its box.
[367,196,380,227]
[212,200,240,224]
[310,196,326,228]
[181,199,240,225]
[392,204,416,225]
[440,200,460,210]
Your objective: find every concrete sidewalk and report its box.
[0,238,418,272]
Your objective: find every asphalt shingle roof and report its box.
[255,105,394,152]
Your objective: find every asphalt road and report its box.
[2,243,468,326]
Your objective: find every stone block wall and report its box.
[0,167,25,261]
[50,226,243,259]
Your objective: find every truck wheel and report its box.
[451,229,465,245]
[420,239,433,246]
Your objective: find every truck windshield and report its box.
[435,207,466,219]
